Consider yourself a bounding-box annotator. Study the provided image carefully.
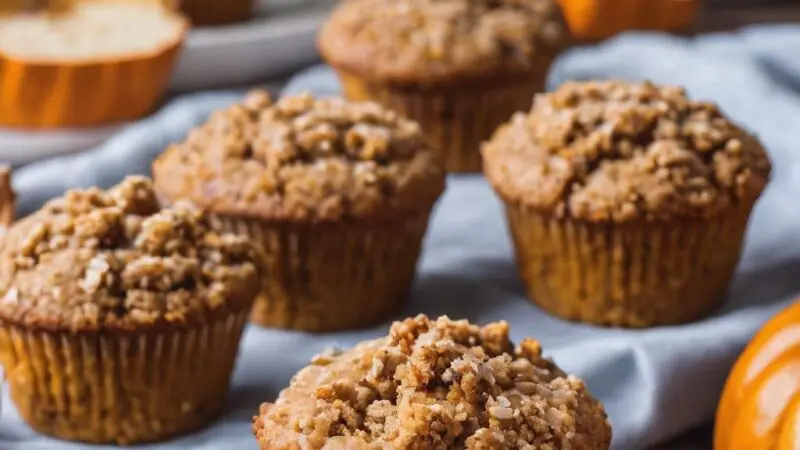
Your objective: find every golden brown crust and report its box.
[153,91,446,224]
[253,315,612,449]
[482,80,772,223]
[0,176,262,332]
[318,0,570,85]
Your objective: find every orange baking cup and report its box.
[558,0,700,41]
[0,8,187,128]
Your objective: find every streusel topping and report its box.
[254,315,611,449]
[483,80,772,222]
[0,177,261,331]
[318,0,570,83]
[153,91,445,223]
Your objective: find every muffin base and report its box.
[212,215,431,332]
[337,69,551,173]
[178,0,254,26]
[0,312,249,445]
[505,204,754,328]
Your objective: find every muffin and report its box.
[318,0,571,173]
[0,177,262,444]
[0,0,186,128]
[172,0,255,26]
[253,314,612,449]
[153,91,445,332]
[483,80,771,328]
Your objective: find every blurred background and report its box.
[1,0,799,167]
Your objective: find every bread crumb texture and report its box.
[318,0,569,83]
[254,315,612,449]
[483,80,772,222]
[0,1,185,61]
[0,177,262,331]
[153,90,445,223]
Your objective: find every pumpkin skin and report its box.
[557,0,700,41]
[715,301,800,450]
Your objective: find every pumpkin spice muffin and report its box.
[0,177,262,444]
[483,80,772,328]
[253,314,612,449]
[153,90,445,332]
[318,0,571,173]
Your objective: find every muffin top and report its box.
[483,81,772,222]
[317,0,570,84]
[253,315,612,450]
[0,177,262,332]
[153,91,445,224]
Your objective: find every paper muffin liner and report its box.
[176,0,254,26]
[504,203,756,328]
[0,311,249,445]
[211,214,431,332]
[0,25,185,128]
[336,67,552,173]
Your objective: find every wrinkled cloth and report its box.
[4,26,800,449]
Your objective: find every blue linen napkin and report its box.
[3,26,800,449]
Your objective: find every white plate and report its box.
[170,0,337,92]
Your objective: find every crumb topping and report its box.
[254,315,611,449]
[0,177,262,331]
[153,91,445,223]
[318,0,570,83]
[482,81,772,222]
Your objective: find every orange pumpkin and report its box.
[715,301,800,450]
[557,0,701,42]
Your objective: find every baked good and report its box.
[172,0,254,26]
[482,80,771,327]
[0,177,262,444]
[153,90,445,332]
[0,166,15,226]
[318,0,571,173]
[0,0,187,128]
[253,314,612,449]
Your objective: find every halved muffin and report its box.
[0,0,187,128]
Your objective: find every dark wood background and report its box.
[698,0,800,31]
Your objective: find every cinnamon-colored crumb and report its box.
[482,80,772,222]
[318,0,570,84]
[0,176,262,331]
[153,90,445,223]
[254,315,612,449]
